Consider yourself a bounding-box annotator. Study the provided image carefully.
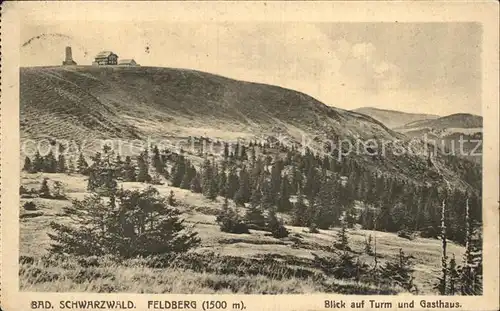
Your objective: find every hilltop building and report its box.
[62,46,77,66]
[118,59,139,66]
[93,51,118,66]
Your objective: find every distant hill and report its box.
[352,107,439,129]
[397,113,482,130]
[396,113,483,164]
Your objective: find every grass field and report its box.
[19,172,465,294]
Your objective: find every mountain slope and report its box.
[352,107,439,129]
[21,66,400,143]
[20,66,481,192]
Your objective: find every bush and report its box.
[48,187,200,258]
[379,248,417,293]
[23,201,37,211]
[267,209,289,238]
[216,198,249,234]
[397,229,416,240]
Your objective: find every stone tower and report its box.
[62,46,77,65]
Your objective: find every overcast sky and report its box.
[21,21,481,116]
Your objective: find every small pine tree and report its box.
[435,197,448,295]
[216,197,249,234]
[48,187,200,258]
[380,248,416,293]
[52,181,66,199]
[233,167,250,206]
[123,156,137,182]
[334,213,350,251]
[39,178,51,198]
[32,151,44,173]
[448,254,459,295]
[23,156,33,172]
[136,151,152,183]
[167,190,177,206]
[364,234,374,255]
[291,190,308,226]
[190,173,203,193]
[266,208,289,238]
[77,153,89,175]
[67,156,76,174]
[57,154,67,173]
[44,150,58,173]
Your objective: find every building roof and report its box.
[95,51,117,58]
[118,59,136,64]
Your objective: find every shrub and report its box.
[379,248,417,293]
[39,178,52,198]
[48,187,200,258]
[397,229,416,240]
[267,209,289,238]
[23,201,37,211]
[216,198,249,234]
[364,234,374,255]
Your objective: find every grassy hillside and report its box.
[21,66,399,143]
[352,107,439,129]
[20,172,465,294]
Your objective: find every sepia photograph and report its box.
[1,1,498,311]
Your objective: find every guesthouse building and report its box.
[93,51,119,66]
[118,59,139,66]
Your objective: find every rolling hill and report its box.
[21,66,399,143]
[396,113,483,164]
[20,66,480,192]
[352,107,439,129]
[396,113,482,131]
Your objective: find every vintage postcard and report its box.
[1,1,499,310]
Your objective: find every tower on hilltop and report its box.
[62,46,77,66]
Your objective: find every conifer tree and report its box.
[435,195,448,295]
[266,208,289,238]
[39,178,51,198]
[151,145,164,174]
[460,197,483,295]
[57,154,67,173]
[448,254,459,295]
[226,167,239,199]
[23,156,33,172]
[364,234,374,255]
[136,151,152,183]
[312,175,336,229]
[335,212,350,251]
[67,156,76,174]
[123,156,137,182]
[167,190,177,206]
[201,159,213,197]
[48,187,200,258]
[380,248,416,292]
[77,153,89,175]
[291,190,308,226]
[245,187,266,230]
[180,163,195,189]
[277,175,292,212]
[114,155,124,179]
[217,165,228,197]
[44,150,58,173]
[190,173,203,193]
[33,151,44,173]
[234,166,251,206]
